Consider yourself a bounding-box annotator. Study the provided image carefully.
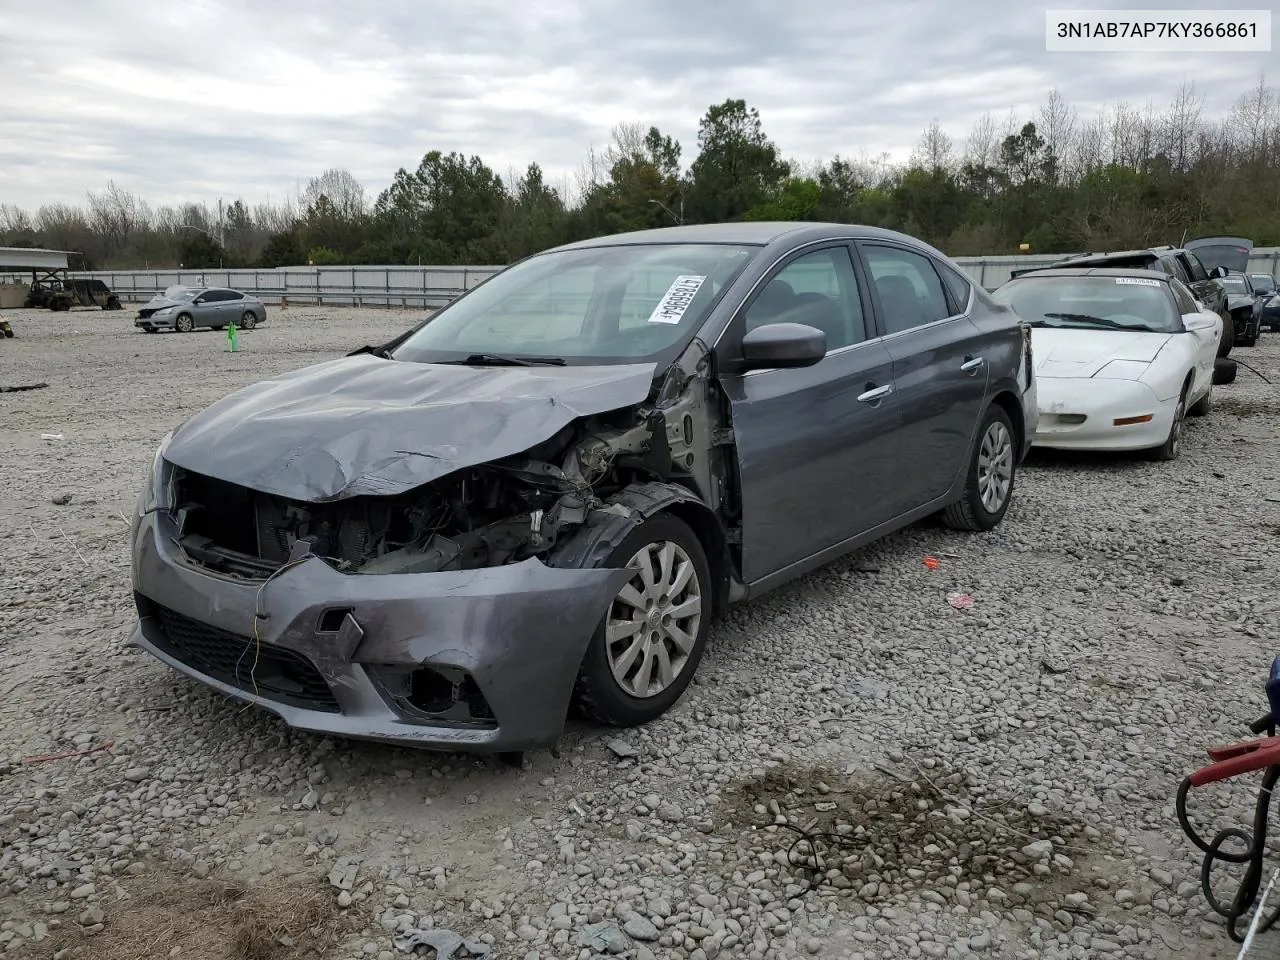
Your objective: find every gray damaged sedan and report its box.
[129,223,1037,755]
[135,285,267,333]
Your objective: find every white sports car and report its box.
[992,268,1221,460]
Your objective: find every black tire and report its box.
[942,404,1017,532]
[1213,358,1238,385]
[1188,378,1213,417]
[239,311,257,330]
[572,513,711,727]
[174,313,194,333]
[1148,383,1188,461]
[1217,311,1234,358]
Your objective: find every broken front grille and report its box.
[141,596,339,713]
[172,469,393,573]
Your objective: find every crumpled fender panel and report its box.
[163,353,658,502]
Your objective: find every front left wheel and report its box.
[942,404,1017,532]
[1148,385,1187,461]
[573,513,711,727]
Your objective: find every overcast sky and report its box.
[0,0,1272,212]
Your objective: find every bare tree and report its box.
[85,180,146,255]
[962,112,999,169]
[302,168,366,220]
[1160,82,1204,172]
[1037,89,1078,180]
[911,120,955,173]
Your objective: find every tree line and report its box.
[2,78,1278,271]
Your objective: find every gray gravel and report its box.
[1,305,1278,960]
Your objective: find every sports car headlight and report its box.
[138,430,175,516]
[1093,360,1151,380]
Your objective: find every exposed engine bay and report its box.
[170,346,732,579]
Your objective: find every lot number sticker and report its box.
[1115,278,1162,287]
[647,275,706,324]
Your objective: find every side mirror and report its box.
[740,322,827,371]
[1209,266,1229,279]
[1182,313,1217,332]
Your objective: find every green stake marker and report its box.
[227,320,239,352]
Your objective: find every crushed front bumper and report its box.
[129,510,629,752]
[1032,377,1174,451]
[135,316,175,331]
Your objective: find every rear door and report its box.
[717,243,903,583]
[856,241,991,512]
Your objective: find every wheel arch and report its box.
[987,389,1025,456]
[548,481,734,620]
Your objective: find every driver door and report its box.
[716,244,902,585]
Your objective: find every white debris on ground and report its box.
[0,305,1277,960]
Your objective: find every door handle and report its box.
[960,356,985,372]
[857,383,893,403]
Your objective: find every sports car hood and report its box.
[1031,328,1173,378]
[1226,293,1256,311]
[163,353,658,502]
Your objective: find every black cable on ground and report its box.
[1177,762,1280,942]
[1231,356,1273,384]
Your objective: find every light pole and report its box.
[648,198,684,225]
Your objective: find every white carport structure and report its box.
[0,247,76,308]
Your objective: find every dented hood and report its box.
[164,353,658,501]
[1031,327,1172,378]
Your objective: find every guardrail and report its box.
[4,249,1278,306]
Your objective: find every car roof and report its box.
[1008,266,1173,283]
[546,222,947,252]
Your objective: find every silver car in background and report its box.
[135,285,268,333]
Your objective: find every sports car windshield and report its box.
[1252,275,1276,294]
[391,243,757,365]
[1219,275,1249,294]
[993,276,1182,334]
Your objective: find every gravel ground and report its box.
[1,304,1279,960]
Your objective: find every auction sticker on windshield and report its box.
[648,275,706,324]
[1115,278,1163,286]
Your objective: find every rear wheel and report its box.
[942,404,1017,532]
[573,514,711,727]
[239,311,257,330]
[174,313,194,333]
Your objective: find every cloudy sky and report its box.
[0,0,1272,212]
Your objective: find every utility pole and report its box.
[218,197,224,249]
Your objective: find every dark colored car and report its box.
[135,285,267,333]
[128,222,1037,756]
[1217,272,1263,347]
[1247,274,1280,332]
[1048,244,1233,358]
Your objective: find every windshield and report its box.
[1250,275,1276,294]
[993,276,1181,333]
[391,243,757,365]
[162,286,196,301]
[1219,275,1249,294]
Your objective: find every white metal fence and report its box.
[4,248,1279,307]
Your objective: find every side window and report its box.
[1183,253,1208,283]
[203,290,230,302]
[1163,257,1188,282]
[223,290,244,301]
[742,247,866,351]
[1170,278,1198,315]
[934,258,973,314]
[861,244,951,335]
